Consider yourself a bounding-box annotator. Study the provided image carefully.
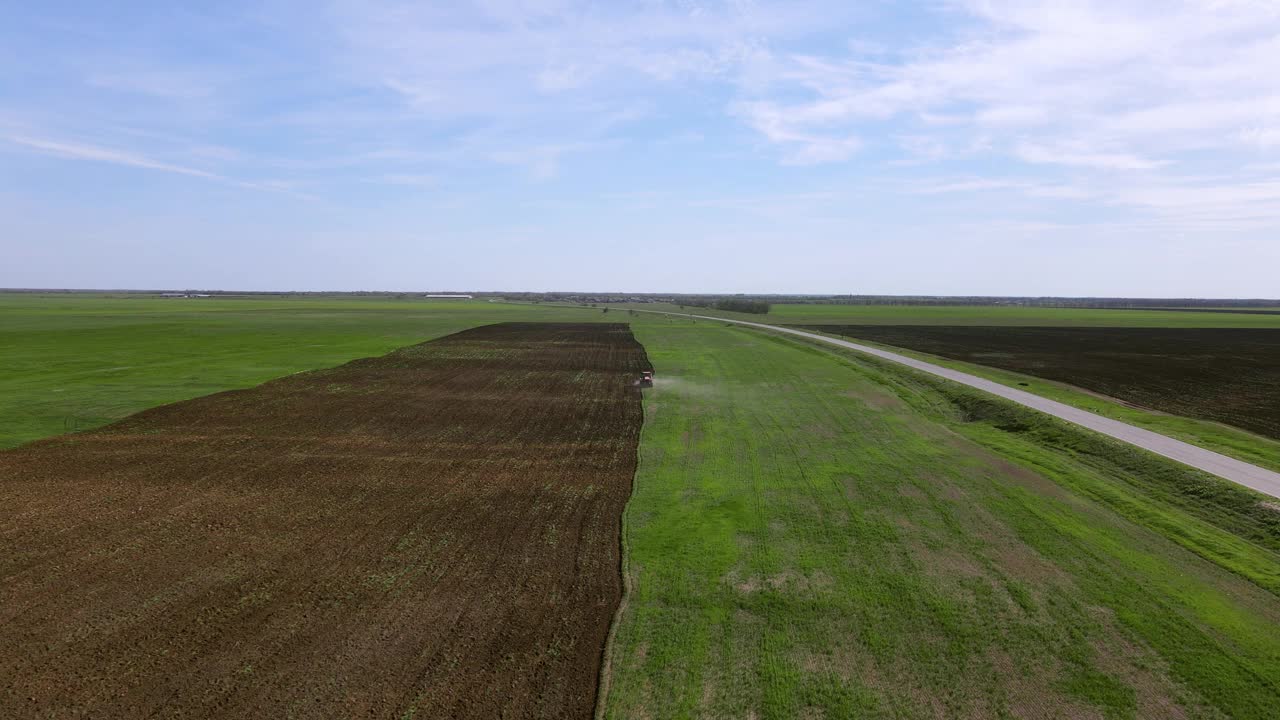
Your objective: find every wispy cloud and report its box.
[4,135,306,196]
[910,178,1031,195]
[488,141,607,180]
[735,101,862,164]
[6,135,221,179]
[361,173,438,187]
[85,68,221,101]
[1014,142,1164,171]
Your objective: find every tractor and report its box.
[639,370,654,388]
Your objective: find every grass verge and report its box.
[792,326,1280,475]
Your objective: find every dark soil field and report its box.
[805,325,1280,440]
[0,322,648,719]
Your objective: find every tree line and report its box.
[681,298,771,314]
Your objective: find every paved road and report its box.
[660,311,1280,500]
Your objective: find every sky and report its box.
[3,0,1280,296]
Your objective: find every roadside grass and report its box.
[605,318,1280,719]
[0,294,592,448]
[802,339,1280,588]
[802,325,1280,444]
[791,327,1280,475]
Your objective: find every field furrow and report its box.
[0,322,649,719]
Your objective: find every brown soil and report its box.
[0,322,650,719]
[804,325,1280,441]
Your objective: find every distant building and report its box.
[425,294,473,299]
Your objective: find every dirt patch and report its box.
[987,650,1104,720]
[1087,636,1190,720]
[0,323,650,720]
[844,386,906,412]
[727,569,835,596]
[804,423,838,440]
[940,432,1076,503]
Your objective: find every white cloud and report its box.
[735,101,862,163]
[324,0,823,119]
[911,178,1028,194]
[1108,176,1280,225]
[735,0,1280,169]
[1241,126,1280,149]
[910,177,1095,200]
[9,0,1280,254]
[1014,141,1164,171]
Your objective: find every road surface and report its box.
[661,311,1280,500]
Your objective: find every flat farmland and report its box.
[9,298,1280,720]
[0,322,648,719]
[603,320,1280,719]
[804,326,1280,441]
[0,293,594,449]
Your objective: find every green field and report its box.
[5,295,1280,718]
[606,319,1280,718]
[0,294,597,449]
[629,302,1280,327]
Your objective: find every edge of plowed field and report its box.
[593,324,655,719]
[592,412,639,720]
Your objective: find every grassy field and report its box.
[604,318,1280,719]
[7,295,1280,718]
[0,294,593,448]
[626,302,1280,327]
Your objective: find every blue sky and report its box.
[3,0,1279,295]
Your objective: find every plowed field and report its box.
[0,322,648,719]
[805,325,1280,440]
